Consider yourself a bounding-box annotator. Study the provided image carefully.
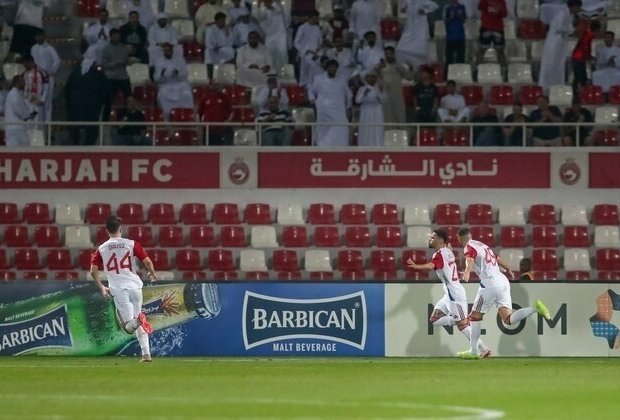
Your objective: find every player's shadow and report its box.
[497,283,542,356]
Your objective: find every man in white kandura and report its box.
[147,13,180,66]
[407,229,491,357]
[83,8,112,63]
[154,43,194,120]
[438,80,470,122]
[592,31,620,93]
[31,31,60,123]
[456,227,551,359]
[349,0,384,50]
[205,12,235,66]
[236,31,272,87]
[90,216,157,363]
[253,0,289,72]
[294,10,324,87]
[355,70,384,146]
[396,0,438,69]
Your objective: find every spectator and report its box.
[308,59,352,147]
[154,43,194,120]
[412,65,438,123]
[294,10,324,87]
[126,0,154,28]
[437,80,469,123]
[472,102,501,146]
[256,74,289,112]
[5,75,37,146]
[563,99,594,146]
[232,10,260,48]
[377,46,413,126]
[356,70,384,146]
[475,0,507,67]
[396,0,439,69]
[30,30,60,122]
[196,0,227,42]
[148,13,179,67]
[312,55,330,85]
[503,102,529,146]
[254,0,289,72]
[8,0,44,61]
[205,12,235,68]
[255,95,293,146]
[199,88,233,145]
[326,35,354,80]
[101,29,132,121]
[592,31,620,93]
[113,95,149,145]
[356,31,384,75]
[572,20,600,95]
[529,95,565,146]
[21,55,49,126]
[65,54,108,145]
[349,0,383,48]
[326,5,349,44]
[236,31,273,87]
[120,11,149,64]
[84,9,112,64]
[226,0,249,24]
[519,258,534,281]
[444,0,466,66]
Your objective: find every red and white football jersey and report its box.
[431,247,466,302]
[91,237,148,290]
[463,239,508,288]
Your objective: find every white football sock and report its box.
[506,307,536,325]
[125,318,140,334]
[469,320,482,354]
[136,326,151,356]
[432,316,456,326]
[460,325,488,352]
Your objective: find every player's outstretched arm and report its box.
[142,257,158,281]
[406,258,435,271]
[460,257,475,282]
[90,265,109,297]
[496,256,514,280]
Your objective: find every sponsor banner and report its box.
[258,152,550,188]
[550,151,588,188]
[385,283,620,357]
[220,149,257,189]
[589,153,620,188]
[0,282,384,357]
[0,152,219,189]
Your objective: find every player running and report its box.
[90,216,158,363]
[407,229,490,357]
[456,227,551,359]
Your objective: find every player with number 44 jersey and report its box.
[407,229,490,357]
[90,216,158,363]
[456,227,552,359]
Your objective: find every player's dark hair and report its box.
[457,227,471,237]
[105,216,122,234]
[433,229,449,244]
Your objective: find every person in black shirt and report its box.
[113,95,149,145]
[519,258,534,281]
[472,102,501,146]
[503,102,529,146]
[412,65,438,123]
[119,11,148,64]
[529,95,565,146]
[563,99,594,146]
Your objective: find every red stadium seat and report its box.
[443,129,469,146]
[189,226,217,247]
[159,226,185,247]
[23,203,52,224]
[146,249,171,271]
[34,225,62,247]
[594,130,619,146]
[54,271,80,281]
[381,18,401,40]
[402,85,414,106]
[466,204,493,225]
[47,249,74,270]
[428,63,444,83]
[277,271,302,281]
[374,270,397,281]
[417,128,439,146]
[0,203,20,223]
[579,85,604,105]
[212,203,240,224]
[79,249,96,270]
[220,226,246,247]
[519,19,546,39]
[244,203,272,225]
[564,226,590,247]
[371,203,399,224]
[341,270,367,281]
[180,203,209,224]
[344,226,371,247]
[308,203,337,224]
[519,85,543,105]
[442,226,462,248]
[148,203,176,224]
[536,271,559,281]
[596,249,620,271]
[95,226,109,245]
[245,271,270,280]
[313,226,340,247]
[77,0,99,17]
[341,204,367,224]
[532,226,558,247]
[291,128,312,146]
[532,249,558,271]
[338,250,364,272]
[285,85,307,106]
[470,226,495,247]
[169,107,196,122]
[310,271,334,281]
[435,204,462,225]
[126,226,154,247]
[376,226,403,247]
[501,226,526,248]
[0,271,16,281]
[489,85,514,105]
[193,86,217,104]
[23,271,47,281]
[272,250,300,272]
[609,85,620,104]
[208,249,235,271]
[403,250,428,272]
[221,85,249,106]
[529,204,556,225]
[86,203,112,224]
[282,226,309,247]
[212,271,239,281]
[231,107,256,123]
[598,271,620,281]
[117,203,145,224]
[176,249,202,271]
[370,250,396,272]
[170,130,200,146]
[182,271,207,281]
[4,225,30,247]
[14,249,41,270]
[0,249,9,270]
[143,107,165,122]
[133,85,157,106]
[405,270,429,280]
[182,40,204,62]
[460,85,484,106]
[566,271,591,281]
[592,204,619,225]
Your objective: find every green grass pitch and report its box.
[1,357,619,419]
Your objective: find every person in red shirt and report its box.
[476,0,508,67]
[572,19,601,94]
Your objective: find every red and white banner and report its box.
[0,152,220,189]
[258,152,550,188]
[589,153,620,188]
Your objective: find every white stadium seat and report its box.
[503,19,516,40]
[304,250,333,272]
[561,204,589,226]
[279,64,297,85]
[406,226,432,248]
[127,63,150,86]
[250,226,279,248]
[404,205,431,225]
[594,226,620,248]
[530,40,544,61]
[234,129,257,146]
[212,64,236,85]
[594,107,619,124]
[505,40,528,63]
[164,0,190,18]
[384,130,409,147]
[277,204,305,225]
[517,0,540,18]
[508,63,533,84]
[447,64,473,84]
[477,63,503,84]
[240,250,268,272]
[171,19,195,41]
[499,249,524,271]
[187,63,209,84]
[55,204,83,224]
[549,85,573,107]
[292,107,315,125]
[563,249,591,272]
[3,63,24,81]
[156,271,175,281]
[498,205,526,225]
[65,226,94,248]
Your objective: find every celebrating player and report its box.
[407,229,490,357]
[90,216,158,363]
[456,227,551,359]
